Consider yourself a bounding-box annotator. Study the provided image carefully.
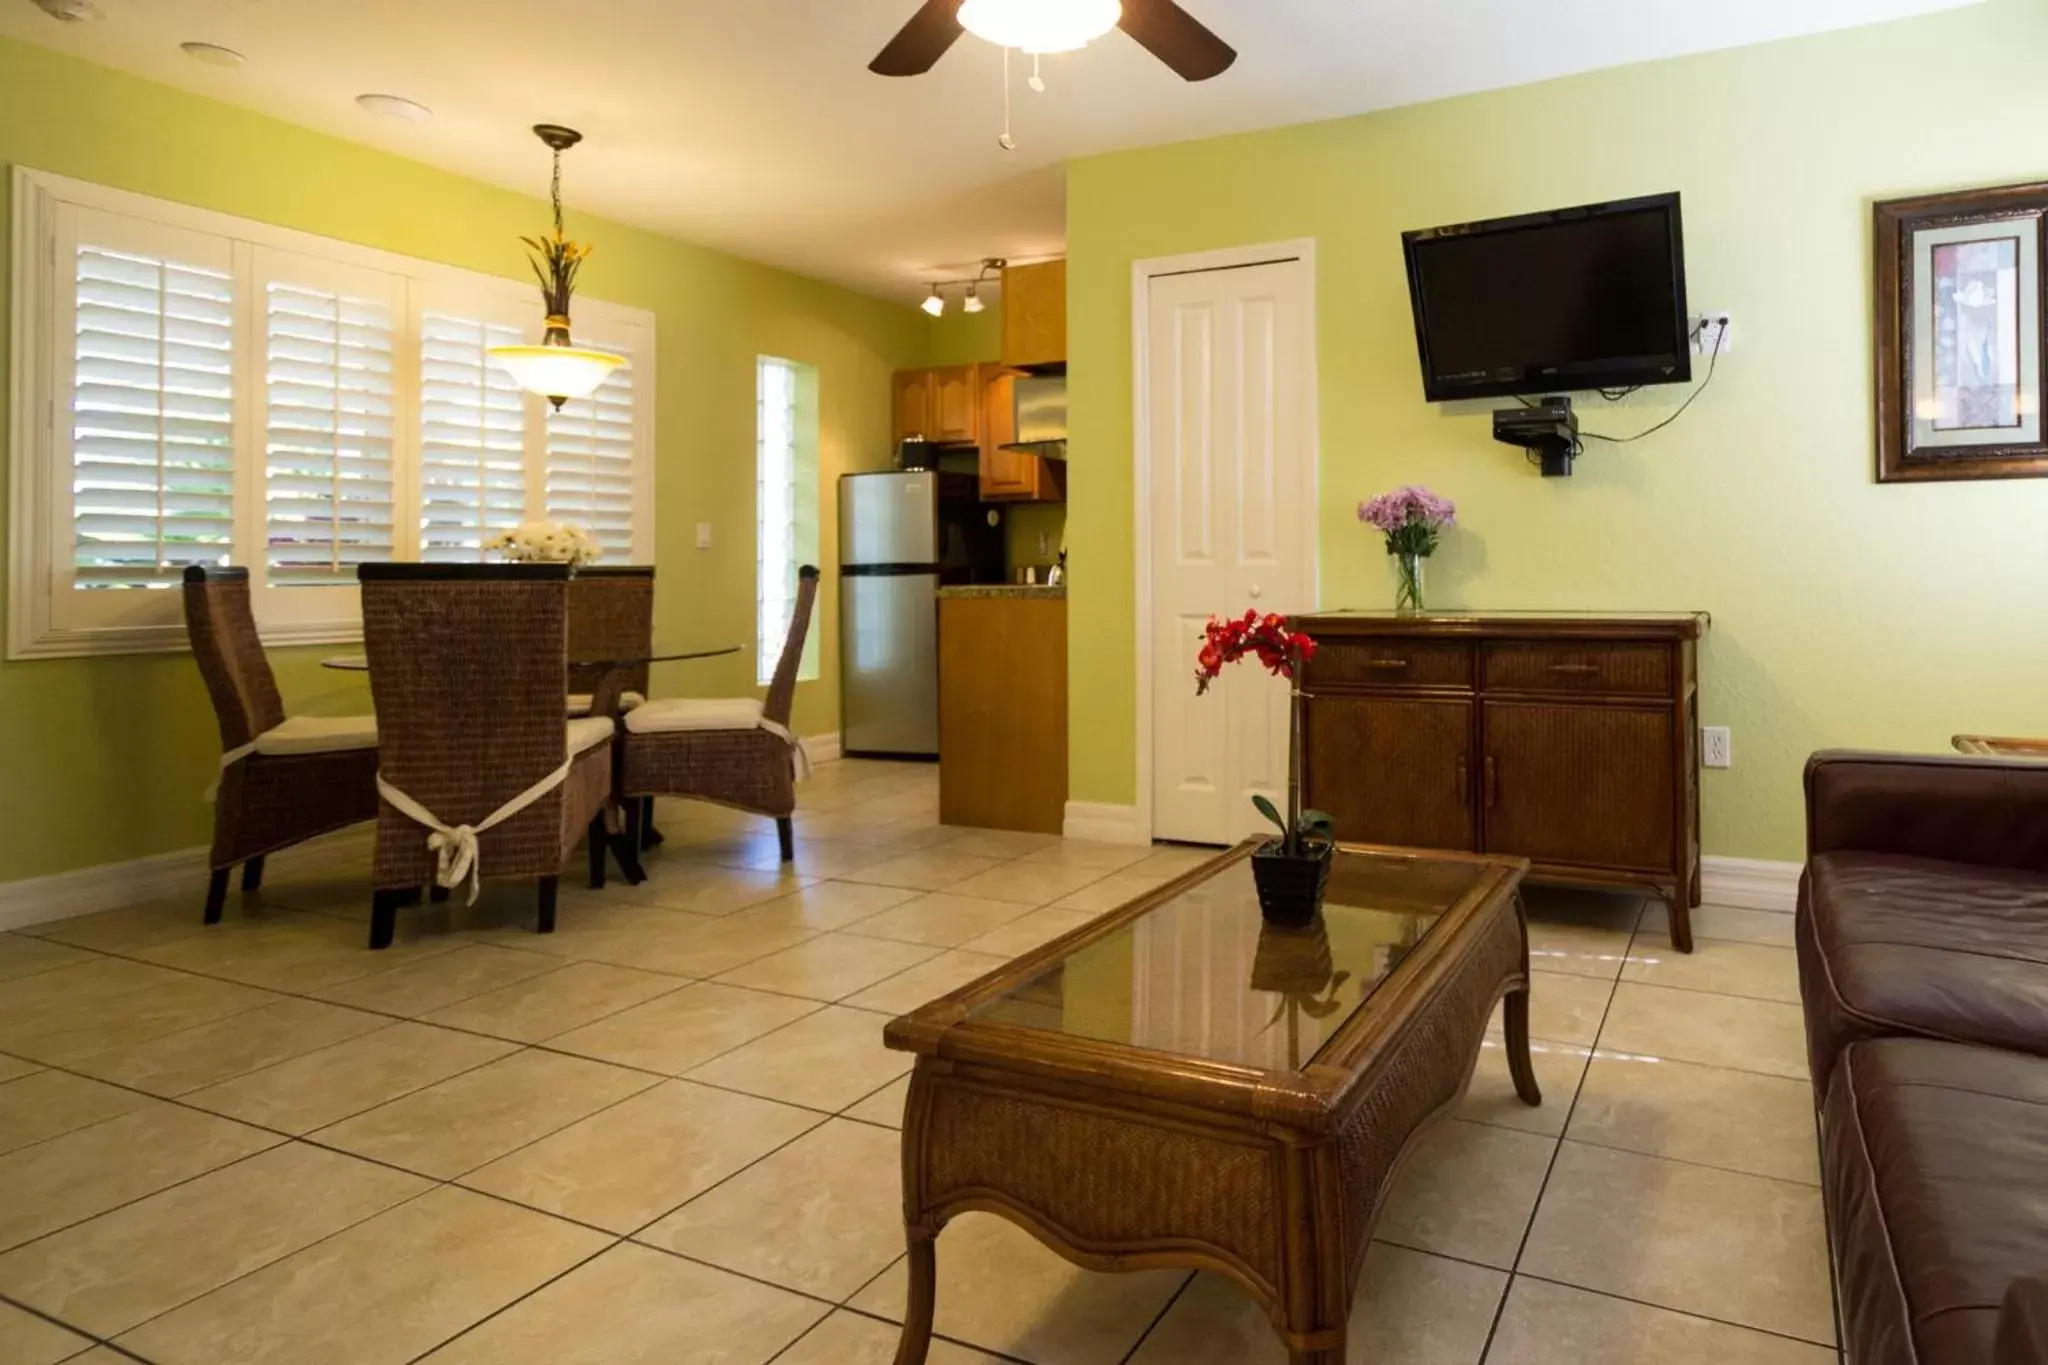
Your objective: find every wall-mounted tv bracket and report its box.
[1493,396,1579,477]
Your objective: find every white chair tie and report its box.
[375,758,573,904]
[759,718,813,781]
[201,739,262,803]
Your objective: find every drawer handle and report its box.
[1456,755,1469,804]
[1547,663,1601,675]
[1367,659,1411,670]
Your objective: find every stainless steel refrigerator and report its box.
[838,470,1000,758]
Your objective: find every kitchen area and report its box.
[837,259,1070,835]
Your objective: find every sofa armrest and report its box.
[1806,750,2048,872]
[1998,1274,2048,1365]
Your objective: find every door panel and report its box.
[1481,702,1674,871]
[1148,257,1314,844]
[840,473,937,567]
[841,572,939,756]
[892,370,931,444]
[1305,696,1475,851]
[931,365,980,444]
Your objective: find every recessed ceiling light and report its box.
[179,42,246,67]
[355,93,432,122]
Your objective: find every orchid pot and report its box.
[1194,611,1337,927]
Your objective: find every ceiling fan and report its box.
[870,0,1236,82]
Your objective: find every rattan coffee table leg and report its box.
[1503,986,1543,1106]
[892,1233,937,1365]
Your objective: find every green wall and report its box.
[0,37,926,882]
[1066,0,2048,862]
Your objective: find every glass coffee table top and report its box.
[968,846,1491,1072]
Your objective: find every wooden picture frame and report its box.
[1875,181,2048,483]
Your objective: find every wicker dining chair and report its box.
[618,565,819,861]
[566,566,653,719]
[184,566,379,925]
[358,563,616,950]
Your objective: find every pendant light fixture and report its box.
[488,124,623,409]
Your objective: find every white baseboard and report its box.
[1063,801,1149,846]
[804,731,843,765]
[1699,855,1800,913]
[0,845,212,932]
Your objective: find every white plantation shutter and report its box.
[418,312,528,561]
[70,244,235,589]
[262,280,397,584]
[544,347,636,561]
[12,171,656,658]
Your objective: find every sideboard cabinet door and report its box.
[1306,695,1476,852]
[1480,702,1674,872]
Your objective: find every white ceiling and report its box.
[3,0,1976,303]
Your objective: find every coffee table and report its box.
[882,839,1536,1365]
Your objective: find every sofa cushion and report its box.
[1801,851,2048,1083]
[1825,1039,2048,1365]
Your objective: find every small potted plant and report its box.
[1195,611,1336,927]
[1358,485,1456,614]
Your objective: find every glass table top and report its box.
[968,847,1491,1073]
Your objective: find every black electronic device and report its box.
[1403,193,1690,402]
[1493,397,1580,478]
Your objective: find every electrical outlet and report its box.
[1701,726,1732,769]
[1690,313,1735,356]
[1037,531,1052,559]
[695,522,712,550]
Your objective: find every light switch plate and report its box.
[695,522,712,550]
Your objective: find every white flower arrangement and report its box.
[481,520,601,565]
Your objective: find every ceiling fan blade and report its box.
[1117,0,1237,81]
[869,0,966,76]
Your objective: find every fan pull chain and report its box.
[998,45,1016,150]
[1030,52,1045,93]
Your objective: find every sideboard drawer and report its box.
[1306,639,1472,690]
[1482,642,1672,697]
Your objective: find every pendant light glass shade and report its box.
[958,0,1120,53]
[489,343,623,403]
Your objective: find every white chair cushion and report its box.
[565,691,645,718]
[567,716,616,756]
[624,696,764,736]
[252,714,378,756]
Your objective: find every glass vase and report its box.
[1394,551,1427,614]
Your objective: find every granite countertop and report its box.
[936,585,1067,600]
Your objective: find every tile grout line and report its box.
[1116,1268,1196,1365]
[1473,896,1642,1362]
[1508,1269,1841,1352]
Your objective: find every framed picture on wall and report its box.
[1875,181,2048,483]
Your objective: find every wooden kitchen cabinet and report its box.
[930,364,981,444]
[1295,612,1708,951]
[892,368,935,445]
[939,590,1068,833]
[1001,259,1067,369]
[977,365,1064,503]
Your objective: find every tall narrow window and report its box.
[417,312,526,561]
[756,356,819,684]
[262,281,396,584]
[546,343,636,561]
[71,245,235,589]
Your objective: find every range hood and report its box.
[1001,373,1067,460]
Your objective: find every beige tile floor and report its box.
[0,760,1836,1364]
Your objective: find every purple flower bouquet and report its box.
[1358,485,1456,613]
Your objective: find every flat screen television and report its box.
[1402,192,1690,402]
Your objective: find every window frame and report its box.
[755,355,820,687]
[9,166,656,660]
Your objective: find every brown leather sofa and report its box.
[1799,751,2048,1364]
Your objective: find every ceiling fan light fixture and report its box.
[958,0,1121,54]
[922,285,946,317]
